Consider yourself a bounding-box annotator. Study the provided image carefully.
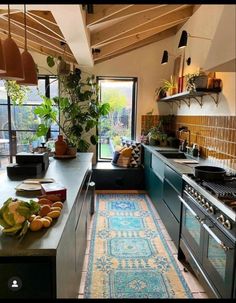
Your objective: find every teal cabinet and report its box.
[144,148,164,211]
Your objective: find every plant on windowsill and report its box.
[34,58,110,153]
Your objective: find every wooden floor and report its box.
[78,191,209,299]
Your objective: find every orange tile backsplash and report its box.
[141,115,236,170]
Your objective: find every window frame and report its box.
[96,76,138,162]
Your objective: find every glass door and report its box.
[202,219,235,298]
[180,194,205,263]
[97,77,137,161]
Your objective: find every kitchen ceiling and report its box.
[0,4,196,67]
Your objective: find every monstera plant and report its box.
[34,65,110,152]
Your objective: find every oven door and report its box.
[179,193,205,263]
[201,218,235,298]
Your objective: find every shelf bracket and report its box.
[174,100,181,108]
[191,96,203,107]
[180,98,190,107]
[207,93,219,106]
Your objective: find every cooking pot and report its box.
[194,165,226,182]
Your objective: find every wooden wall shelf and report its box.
[158,90,221,108]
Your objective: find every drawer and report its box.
[163,179,182,221]
[151,154,165,181]
[164,165,182,192]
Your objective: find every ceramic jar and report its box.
[55,135,67,155]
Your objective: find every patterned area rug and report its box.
[84,193,192,299]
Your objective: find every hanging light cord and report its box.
[24,4,27,50]
[8,4,11,38]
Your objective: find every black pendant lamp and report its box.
[0,4,24,80]
[178,30,211,49]
[17,4,38,86]
[161,50,168,65]
[178,30,188,49]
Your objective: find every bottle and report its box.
[192,144,199,157]
[55,135,67,156]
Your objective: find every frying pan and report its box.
[194,165,226,182]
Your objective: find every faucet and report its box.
[178,126,191,151]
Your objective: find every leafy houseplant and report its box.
[34,65,110,152]
[4,80,29,104]
[185,71,208,92]
[157,75,177,98]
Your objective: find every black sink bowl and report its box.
[158,151,187,159]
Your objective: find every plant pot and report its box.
[194,75,208,90]
[171,87,177,95]
[66,146,77,156]
[55,135,67,156]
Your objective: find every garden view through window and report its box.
[97,77,137,161]
[0,76,58,170]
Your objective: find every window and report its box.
[0,76,59,170]
[97,76,137,161]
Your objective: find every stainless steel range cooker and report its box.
[179,173,236,298]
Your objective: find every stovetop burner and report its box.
[187,173,236,210]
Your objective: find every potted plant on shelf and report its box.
[156,75,177,99]
[34,64,110,154]
[185,70,208,92]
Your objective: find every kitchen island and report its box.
[0,153,93,299]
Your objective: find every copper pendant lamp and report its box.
[0,5,24,80]
[17,4,38,86]
[0,39,6,72]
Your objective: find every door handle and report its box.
[201,222,231,252]
[178,195,200,220]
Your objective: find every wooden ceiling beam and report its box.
[94,27,178,64]
[94,7,193,48]
[89,5,165,28]
[27,10,58,26]
[91,4,189,47]
[5,13,66,44]
[0,31,76,64]
[0,17,71,56]
[86,5,133,26]
[94,21,185,61]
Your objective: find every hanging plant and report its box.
[4,80,29,105]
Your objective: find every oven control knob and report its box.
[201,198,205,205]
[197,195,202,203]
[194,191,198,197]
[204,202,210,210]
[223,219,232,230]
[208,206,215,214]
[217,214,225,224]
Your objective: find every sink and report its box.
[158,151,187,159]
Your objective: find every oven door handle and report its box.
[178,195,201,221]
[201,222,231,251]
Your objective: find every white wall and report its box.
[82,36,175,139]
[172,4,236,116]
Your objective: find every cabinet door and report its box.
[149,169,163,210]
[75,200,87,290]
[144,149,152,192]
[163,179,182,222]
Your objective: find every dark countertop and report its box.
[0,153,93,256]
[143,144,214,175]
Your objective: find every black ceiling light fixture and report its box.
[178,30,211,49]
[161,50,175,65]
[92,48,101,54]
